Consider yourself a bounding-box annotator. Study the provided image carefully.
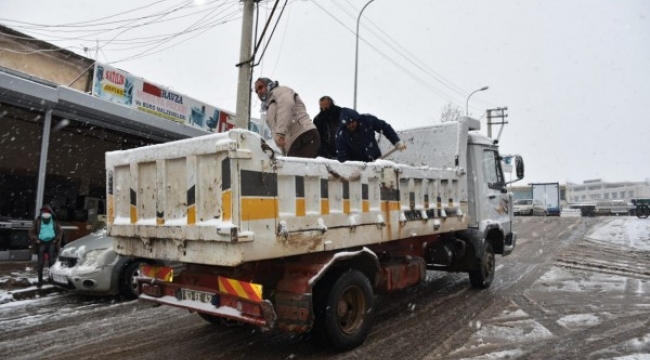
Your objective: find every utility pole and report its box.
[234,0,256,130]
[486,107,508,138]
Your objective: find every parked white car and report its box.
[49,229,150,299]
[513,199,546,216]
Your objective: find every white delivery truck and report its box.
[106,117,524,350]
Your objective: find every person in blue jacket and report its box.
[28,205,63,288]
[336,108,406,162]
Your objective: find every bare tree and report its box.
[440,103,462,123]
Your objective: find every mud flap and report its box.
[503,231,516,256]
[274,292,313,333]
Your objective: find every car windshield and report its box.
[515,200,532,205]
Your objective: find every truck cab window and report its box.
[482,149,505,189]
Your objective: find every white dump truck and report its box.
[106,117,523,350]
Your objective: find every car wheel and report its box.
[314,270,374,351]
[119,261,144,300]
[529,209,534,216]
[468,242,495,289]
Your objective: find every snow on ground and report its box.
[454,217,650,360]
[464,319,553,347]
[454,349,526,360]
[611,355,650,360]
[586,217,650,252]
[1,216,649,359]
[0,265,40,303]
[556,313,601,329]
[535,266,628,293]
[589,333,650,360]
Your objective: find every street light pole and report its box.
[465,86,489,116]
[353,0,376,110]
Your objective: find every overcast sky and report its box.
[1,0,649,185]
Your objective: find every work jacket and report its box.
[265,86,316,154]
[336,114,401,162]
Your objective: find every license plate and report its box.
[181,289,214,304]
[52,274,67,284]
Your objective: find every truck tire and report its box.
[119,260,144,300]
[315,270,374,351]
[468,242,495,289]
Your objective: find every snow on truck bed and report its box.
[106,120,475,266]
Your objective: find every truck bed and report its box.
[107,120,474,266]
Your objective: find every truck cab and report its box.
[466,131,522,256]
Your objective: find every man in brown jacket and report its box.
[254,78,320,158]
[28,205,63,288]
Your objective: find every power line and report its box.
[0,0,241,63]
[0,0,182,28]
[311,1,463,107]
[321,0,495,112]
[3,0,227,39]
[108,1,242,64]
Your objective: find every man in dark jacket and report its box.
[28,205,63,288]
[336,108,406,162]
[313,96,342,159]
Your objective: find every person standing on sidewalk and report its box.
[28,205,62,288]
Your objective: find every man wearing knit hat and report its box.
[28,205,62,288]
[254,77,320,158]
[336,108,406,163]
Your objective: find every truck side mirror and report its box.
[515,156,524,180]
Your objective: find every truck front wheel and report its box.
[315,270,374,351]
[468,242,495,289]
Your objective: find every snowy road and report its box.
[1,217,650,360]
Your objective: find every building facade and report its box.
[0,25,206,247]
[566,179,650,203]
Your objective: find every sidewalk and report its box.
[0,258,59,304]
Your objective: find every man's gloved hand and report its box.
[396,141,407,151]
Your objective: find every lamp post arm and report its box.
[353,0,376,110]
[466,89,480,116]
[465,86,489,116]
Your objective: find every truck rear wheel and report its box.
[468,242,495,289]
[315,270,374,351]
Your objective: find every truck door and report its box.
[479,148,511,233]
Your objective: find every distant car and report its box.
[513,199,546,216]
[546,206,561,216]
[49,230,150,299]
